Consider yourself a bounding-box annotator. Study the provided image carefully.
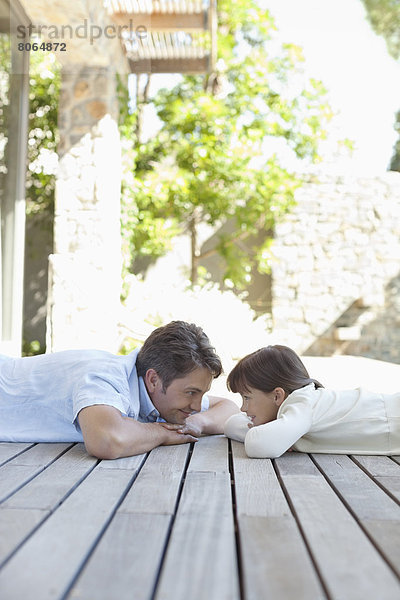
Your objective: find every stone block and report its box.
[74,80,90,98]
[334,326,361,341]
[87,100,107,120]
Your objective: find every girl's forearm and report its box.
[224,412,251,442]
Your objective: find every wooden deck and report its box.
[0,436,400,600]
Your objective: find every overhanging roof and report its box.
[106,0,216,74]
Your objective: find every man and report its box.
[0,321,238,459]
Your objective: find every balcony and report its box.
[106,0,217,74]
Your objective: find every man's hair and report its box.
[136,321,222,390]
[227,345,323,396]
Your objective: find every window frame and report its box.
[0,0,30,355]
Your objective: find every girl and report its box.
[223,345,400,458]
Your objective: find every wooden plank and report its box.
[111,11,207,30]
[312,454,400,577]
[0,465,44,503]
[68,513,171,600]
[119,444,189,514]
[275,453,400,599]
[0,508,47,565]
[275,451,321,476]
[0,443,35,466]
[0,443,72,503]
[188,435,229,473]
[232,441,290,518]
[312,454,400,520]
[66,446,190,597]
[98,453,146,470]
[155,470,239,599]
[0,446,97,564]
[363,519,400,577]
[352,455,400,477]
[2,444,97,510]
[128,57,209,74]
[232,442,325,600]
[8,443,72,465]
[0,467,138,600]
[239,516,326,600]
[352,455,400,502]
[374,477,400,502]
[66,441,233,599]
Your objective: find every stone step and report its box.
[333,325,361,341]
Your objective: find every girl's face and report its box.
[240,386,284,426]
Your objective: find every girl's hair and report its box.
[227,345,323,396]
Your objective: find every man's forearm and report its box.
[185,396,239,436]
[84,418,169,459]
[113,419,170,457]
[78,406,197,459]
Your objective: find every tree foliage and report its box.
[361,0,400,170]
[0,45,59,354]
[26,51,60,224]
[362,0,400,60]
[0,36,10,193]
[120,0,333,288]
[25,51,60,354]
[0,45,59,220]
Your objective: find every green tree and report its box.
[24,51,60,354]
[26,51,60,223]
[0,43,60,353]
[0,35,10,199]
[361,0,400,170]
[362,0,400,59]
[121,0,333,289]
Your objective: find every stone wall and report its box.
[20,0,127,73]
[271,172,400,362]
[47,72,122,352]
[18,0,129,352]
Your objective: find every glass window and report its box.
[0,0,30,355]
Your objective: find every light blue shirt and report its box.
[0,349,209,443]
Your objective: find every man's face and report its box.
[145,367,213,424]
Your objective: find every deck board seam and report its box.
[0,451,100,570]
[0,443,37,468]
[309,453,400,582]
[58,452,150,600]
[149,442,195,600]
[349,455,400,506]
[272,456,332,600]
[227,439,246,600]
[0,443,77,504]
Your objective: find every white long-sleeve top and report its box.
[224,383,400,458]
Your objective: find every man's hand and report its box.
[159,423,199,444]
[160,421,202,439]
[78,405,197,459]
[161,395,239,438]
